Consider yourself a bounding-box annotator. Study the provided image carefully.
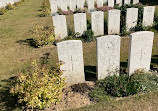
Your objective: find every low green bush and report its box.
[6,4,15,10]
[0,8,8,15]
[154,13,158,30]
[81,29,94,42]
[40,0,51,17]
[0,0,27,15]
[14,1,22,7]
[10,60,66,109]
[30,25,58,47]
[91,70,158,100]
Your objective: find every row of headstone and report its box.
[57,31,154,85]
[49,0,140,14]
[0,0,21,9]
[52,6,155,39]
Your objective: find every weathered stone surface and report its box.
[108,0,114,7]
[67,0,76,11]
[143,6,155,27]
[87,0,94,10]
[108,9,120,35]
[124,0,130,4]
[133,0,139,4]
[76,0,84,9]
[91,11,104,36]
[57,0,68,11]
[116,0,122,6]
[97,35,120,80]
[126,8,138,31]
[53,15,67,39]
[57,40,85,85]
[103,0,108,4]
[74,13,87,35]
[49,0,58,14]
[128,31,154,75]
[97,0,103,7]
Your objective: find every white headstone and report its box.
[128,31,154,75]
[108,0,114,7]
[143,6,155,27]
[76,0,85,9]
[126,8,138,31]
[87,0,94,10]
[116,0,122,6]
[108,9,120,35]
[8,0,14,4]
[74,13,87,35]
[133,0,139,4]
[124,0,130,5]
[103,0,108,4]
[97,35,120,80]
[57,0,68,11]
[97,0,103,7]
[53,15,67,39]
[91,11,104,36]
[49,0,58,14]
[67,0,76,11]
[57,40,85,85]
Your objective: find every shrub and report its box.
[14,2,22,7]
[21,0,28,2]
[96,74,141,97]
[40,0,51,17]
[90,87,113,102]
[6,4,15,10]
[30,25,58,47]
[10,60,66,109]
[74,8,86,14]
[96,6,113,11]
[58,9,73,15]
[91,70,158,99]
[81,29,94,42]
[87,19,91,30]
[0,8,8,15]
[154,13,158,30]
[84,1,88,8]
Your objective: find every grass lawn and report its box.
[0,0,158,110]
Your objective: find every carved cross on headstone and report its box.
[137,49,146,61]
[70,55,77,72]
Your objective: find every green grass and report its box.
[0,0,158,110]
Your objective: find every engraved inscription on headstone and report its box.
[57,40,85,85]
[108,9,120,35]
[53,15,68,39]
[143,6,155,26]
[126,8,138,31]
[74,13,87,35]
[128,31,154,75]
[91,11,104,36]
[97,35,120,80]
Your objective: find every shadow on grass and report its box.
[84,66,97,81]
[151,55,158,71]
[0,77,20,111]
[140,1,158,5]
[120,62,128,74]
[16,38,38,48]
